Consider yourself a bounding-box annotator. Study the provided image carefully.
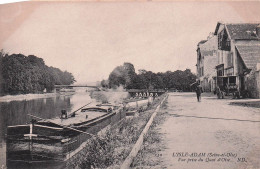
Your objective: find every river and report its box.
[0,88,98,168]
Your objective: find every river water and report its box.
[0,88,98,168]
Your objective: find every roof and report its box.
[236,44,260,70]
[214,22,222,35]
[214,22,260,40]
[197,40,207,45]
[226,24,260,40]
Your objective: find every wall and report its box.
[199,36,218,92]
[245,68,260,98]
[217,48,233,75]
[257,71,260,98]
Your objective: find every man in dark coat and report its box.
[195,81,203,102]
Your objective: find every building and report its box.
[214,22,260,98]
[198,22,260,98]
[196,35,218,92]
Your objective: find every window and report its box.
[218,33,221,49]
[225,67,234,76]
[227,52,233,67]
[200,67,204,77]
[218,29,231,51]
[229,76,236,83]
[217,69,223,76]
[216,65,224,77]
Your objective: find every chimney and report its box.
[256,24,260,38]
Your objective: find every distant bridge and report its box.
[54,85,101,90]
[55,85,98,88]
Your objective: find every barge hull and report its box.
[6,109,126,164]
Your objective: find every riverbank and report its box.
[131,99,169,168]
[0,92,73,103]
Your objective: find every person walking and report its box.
[195,81,203,102]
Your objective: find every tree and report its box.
[1,53,76,95]
[108,62,137,89]
[0,50,6,95]
[100,79,109,88]
[108,65,125,88]
[123,62,136,89]
[105,63,197,91]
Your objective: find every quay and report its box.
[131,92,260,169]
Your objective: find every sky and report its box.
[1,1,260,84]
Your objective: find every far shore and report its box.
[0,92,73,103]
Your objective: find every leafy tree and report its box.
[0,52,76,95]
[100,79,109,88]
[108,62,136,89]
[123,62,136,89]
[106,62,196,92]
[108,65,125,88]
[0,50,6,95]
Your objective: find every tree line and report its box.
[101,62,196,92]
[0,51,75,95]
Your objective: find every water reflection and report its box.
[0,91,94,168]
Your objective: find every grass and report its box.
[131,100,169,168]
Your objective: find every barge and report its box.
[6,103,125,164]
[6,98,151,166]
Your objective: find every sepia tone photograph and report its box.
[0,0,259,169]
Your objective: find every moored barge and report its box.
[6,98,151,166]
[6,103,125,164]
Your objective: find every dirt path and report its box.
[157,93,260,169]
